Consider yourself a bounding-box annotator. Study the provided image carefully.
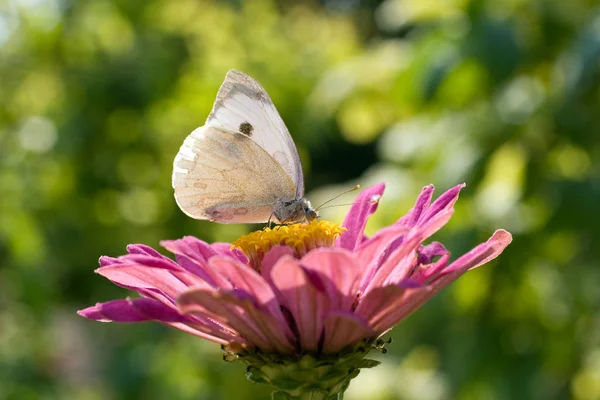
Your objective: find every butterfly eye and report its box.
[306,209,318,222]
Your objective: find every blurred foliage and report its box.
[1,0,599,399]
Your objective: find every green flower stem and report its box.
[272,389,341,400]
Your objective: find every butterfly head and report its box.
[273,197,318,224]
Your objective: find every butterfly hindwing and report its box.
[172,126,297,223]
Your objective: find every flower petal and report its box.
[126,244,165,258]
[300,248,361,313]
[162,236,245,263]
[117,254,182,272]
[211,242,247,262]
[78,299,151,322]
[322,312,374,354]
[402,184,435,227]
[261,245,294,286]
[355,225,409,292]
[363,209,455,294]
[418,183,465,225]
[99,255,120,267]
[363,185,434,248]
[366,230,512,334]
[338,183,385,251]
[411,252,450,283]
[78,298,240,345]
[354,281,423,333]
[437,229,513,277]
[417,242,448,264]
[96,264,205,300]
[178,288,294,353]
[270,255,331,351]
[208,257,287,321]
[160,239,223,286]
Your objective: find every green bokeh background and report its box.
[1,0,599,399]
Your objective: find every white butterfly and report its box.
[172,70,317,224]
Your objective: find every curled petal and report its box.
[418,183,465,225]
[363,209,455,294]
[99,255,120,267]
[369,230,513,334]
[417,242,448,264]
[402,184,435,227]
[338,183,385,251]
[437,229,513,277]
[126,244,165,258]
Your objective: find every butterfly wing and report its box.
[206,69,305,197]
[172,126,297,223]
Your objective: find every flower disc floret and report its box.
[232,220,345,268]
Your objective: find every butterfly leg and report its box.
[267,212,274,228]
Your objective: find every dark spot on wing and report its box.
[239,122,254,136]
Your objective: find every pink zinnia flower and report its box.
[79,183,511,398]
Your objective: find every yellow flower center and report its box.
[232,220,345,270]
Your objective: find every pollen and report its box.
[232,220,345,269]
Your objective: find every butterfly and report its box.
[172,70,317,225]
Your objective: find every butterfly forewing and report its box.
[206,70,305,197]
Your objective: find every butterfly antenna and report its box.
[315,185,361,211]
[317,199,379,211]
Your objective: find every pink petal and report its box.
[99,255,120,267]
[338,183,385,251]
[270,255,331,351]
[437,229,513,276]
[211,242,247,262]
[161,237,245,264]
[418,183,465,225]
[417,242,448,264]
[411,252,450,283]
[322,312,374,354]
[78,299,150,322]
[363,185,434,248]
[300,248,361,313]
[355,225,410,292]
[355,186,458,290]
[401,184,435,227]
[208,257,287,322]
[363,209,455,294]
[96,264,203,300]
[366,230,513,334]
[160,239,221,286]
[261,245,294,286]
[117,254,182,272]
[78,298,240,345]
[126,244,165,258]
[354,282,423,333]
[377,185,463,258]
[131,297,242,343]
[178,288,294,353]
